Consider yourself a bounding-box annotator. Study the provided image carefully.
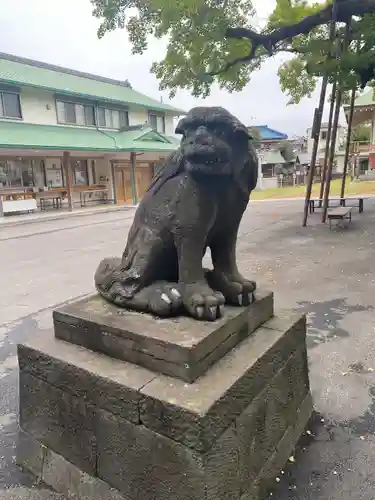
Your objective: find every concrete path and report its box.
[0,203,135,228]
[1,199,375,498]
[1,488,63,499]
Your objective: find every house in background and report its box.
[343,90,375,175]
[249,124,288,148]
[0,52,184,217]
[306,122,347,175]
[249,124,291,188]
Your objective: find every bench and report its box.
[327,206,352,230]
[79,189,108,208]
[339,197,366,213]
[309,197,366,214]
[39,194,63,211]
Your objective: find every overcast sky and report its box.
[0,0,342,137]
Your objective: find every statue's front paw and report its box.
[205,270,256,307]
[147,283,183,317]
[182,283,225,321]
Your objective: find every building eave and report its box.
[0,77,186,116]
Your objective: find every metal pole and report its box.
[322,20,352,223]
[340,85,356,200]
[318,80,337,207]
[302,0,339,227]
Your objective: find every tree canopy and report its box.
[91,0,375,101]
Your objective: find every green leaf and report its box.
[91,0,375,99]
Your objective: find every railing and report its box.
[352,141,375,153]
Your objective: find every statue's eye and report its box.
[213,127,226,138]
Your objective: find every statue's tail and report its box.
[94,257,122,302]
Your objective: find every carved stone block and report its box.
[53,289,273,383]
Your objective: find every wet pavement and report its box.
[1,199,375,498]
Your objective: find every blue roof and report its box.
[251,125,288,141]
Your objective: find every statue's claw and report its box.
[148,284,183,317]
[181,283,225,321]
[206,270,256,307]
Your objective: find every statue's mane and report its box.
[145,149,185,198]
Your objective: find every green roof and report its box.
[0,121,180,153]
[346,90,375,108]
[0,54,185,114]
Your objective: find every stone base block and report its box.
[17,310,312,500]
[52,289,274,383]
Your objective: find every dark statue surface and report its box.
[94,106,259,321]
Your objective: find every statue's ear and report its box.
[232,146,258,199]
[234,123,252,141]
[175,117,187,135]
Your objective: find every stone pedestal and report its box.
[17,289,313,500]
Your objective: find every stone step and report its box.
[17,308,312,500]
[52,289,274,383]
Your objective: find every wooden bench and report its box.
[38,193,63,211]
[339,197,366,213]
[327,206,353,230]
[309,197,366,214]
[79,189,108,208]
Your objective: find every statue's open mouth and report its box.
[189,154,225,165]
[183,143,231,175]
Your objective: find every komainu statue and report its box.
[94,107,259,321]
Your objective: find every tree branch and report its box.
[208,0,375,76]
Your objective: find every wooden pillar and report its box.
[318,80,337,207]
[130,152,137,205]
[302,0,338,227]
[340,86,356,200]
[63,151,73,211]
[322,20,352,223]
[110,160,117,204]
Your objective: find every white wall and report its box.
[262,177,278,189]
[0,87,178,135]
[335,155,345,174]
[14,88,58,125]
[129,108,148,127]
[129,107,175,135]
[164,115,176,136]
[307,126,345,157]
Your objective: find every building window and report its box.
[72,160,89,185]
[56,100,96,126]
[148,112,165,133]
[0,159,36,188]
[45,161,63,188]
[0,92,22,119]
[97,107,129,129]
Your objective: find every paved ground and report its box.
[1,199,375,498]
